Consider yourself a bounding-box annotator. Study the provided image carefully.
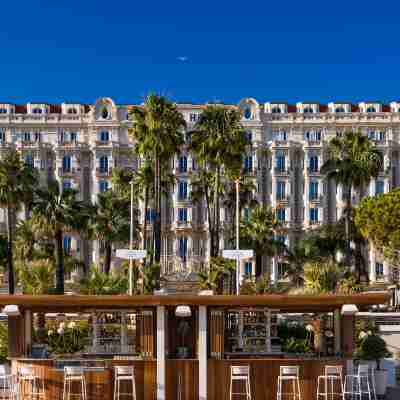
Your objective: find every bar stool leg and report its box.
[132,377,136,400]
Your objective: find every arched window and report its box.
[100,131,109,142]
[366,106,376,113]
[178,156,187,173]
[101,107,109,119]
[304,107,314,113]
[68,108,77,114]
[63,236,72,253]
[271,107,281,114]
[243,107,252,120]
[99,180,109,193]
[99,156,108,173]
[62,155,71,172]
[32,108,42,114]
[0,108,7,114]
[335,107,345,113]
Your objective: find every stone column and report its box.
[156,306,166,400]
[198,306,207,400]
[340,305,358,357]
[369,248,376,283]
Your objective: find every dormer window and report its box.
[366,106,376,113]
[243,107,252,120]
[304,107,314,114]
[32,108,42,114]
[0,108,7,114]
[271,107,281,114]
[68,108,77,114]
[335,107,345,113]
[101,107,109,119]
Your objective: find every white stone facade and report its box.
[0,97,399,285]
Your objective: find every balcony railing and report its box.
[96,167,113,176]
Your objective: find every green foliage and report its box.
[0,323,8,363]
[17,259,55,294]
[354,334,391,370]
[278,322,312,353]
[239,274,280,295]
[142,263,161,294]
[304,260,342,293]
[198,257,235,293]
[355,189,400,266]
[0,235,7,272]
[79,267,128,295]
[46,322,89,355]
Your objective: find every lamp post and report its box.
[235,179,240,295]
[129,180,134,296]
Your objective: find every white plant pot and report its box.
[374,369,388,396]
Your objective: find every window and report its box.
[32,108,42,114]
[335,107,345,113]
[303,107,314,113]
[244,262,253,276]
[192,157,196,171]
[0,108,7,114]
[277,263,288,279]
[63,236,72,253]
[309,155,319,172]
[272,131,287,141]
[178,181,188,200]
[376,180,384,195]
[375,263,384,279]
[178,208,188,222]
[24,155,34,168]
[101,107,109,119]
[271,106,281,114]
[305,131,322,141]
[0,131,4,142]
[70,132,77,142]
[100,131,109,142]
[145,209,156,222]
[245,131,252,143]
[276,152,286,171]
[63,180,72,190]
[62,155,71,172]
[276,208,286,222]
[243,107,252,120]
[99,156,108,173]
[179,237,188,260]
[366,106,376,113]
[309,181,319,200]
[189,113,199,122]
[179,156,187,173]
[244,155,253,172]
[68,108,77,114]
[34,132,41,142]
[277,181,286,200]
[243,207,251,222]
[310,208,319,223]
[23,132,31,142]
[99,180,109,193]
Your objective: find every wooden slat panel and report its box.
[165,360,199,400]
[208,358,347,400]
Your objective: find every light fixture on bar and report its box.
[175,305,191,318]
[2,305,20,316]
[341,304,358,315]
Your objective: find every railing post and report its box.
[199,306,207,400]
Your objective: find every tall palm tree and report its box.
[190,105,247,257]
[32,181,91,294]
[0,150,38,294]
[90,190,133,274]
[321,131,382,277]
[129,94,186,265]
[240,205,284,278]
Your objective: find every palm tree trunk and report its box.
[6,206,14,295]
[55,229,64,294]
[154,157,161,264]
[255,254,263,278]
[213,167,221,257]
[104,242,112,275]
[344,185,352,269]
[142,187,149,250]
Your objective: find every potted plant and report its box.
[354,334,392,396]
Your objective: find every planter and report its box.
[374,369,388,396]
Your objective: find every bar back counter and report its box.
[0,292,389,400]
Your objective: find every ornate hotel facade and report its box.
[0,97,399,286]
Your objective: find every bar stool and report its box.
[317,365,344,400]
[113,366,136,400]
[19,366,45,400]
[277,366,301,400]
[229,366,251,400]
[0,374,17,400]
[63,366,87,400]
[344,364,374,400]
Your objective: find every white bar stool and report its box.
[113,366,136,400]
[229,365,251,400]
[344,364,374,400]
[317,365,344,400]
[19,366,45,400]
[277,366,301,400]
[63,366,87,400]
[0,374,17,400]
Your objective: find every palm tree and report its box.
[0,150,38,294]
[14,220,37,262]
[32,181,91,294]
[240,205,284,278]
[190,105,247,257]
[90,190,133,274]
[129,94,186,266]
[80,267,128,295]
[321,131,382,278]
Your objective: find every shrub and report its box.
[354,334,391,370]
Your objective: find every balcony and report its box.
[274,167,290,175]
[307,167,320,175]
[309,195,324,203]
[57,141,88,150]
[57,167,81,177]
[174,220,193,230]
[276,195,290,204]
[96,167,113,177]
[94,140,120,148]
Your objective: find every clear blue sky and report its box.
[1,0,400,104]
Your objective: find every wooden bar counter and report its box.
[208,358,347,400]
[11,358,157,400]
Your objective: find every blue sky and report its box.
[1,0,400,104]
